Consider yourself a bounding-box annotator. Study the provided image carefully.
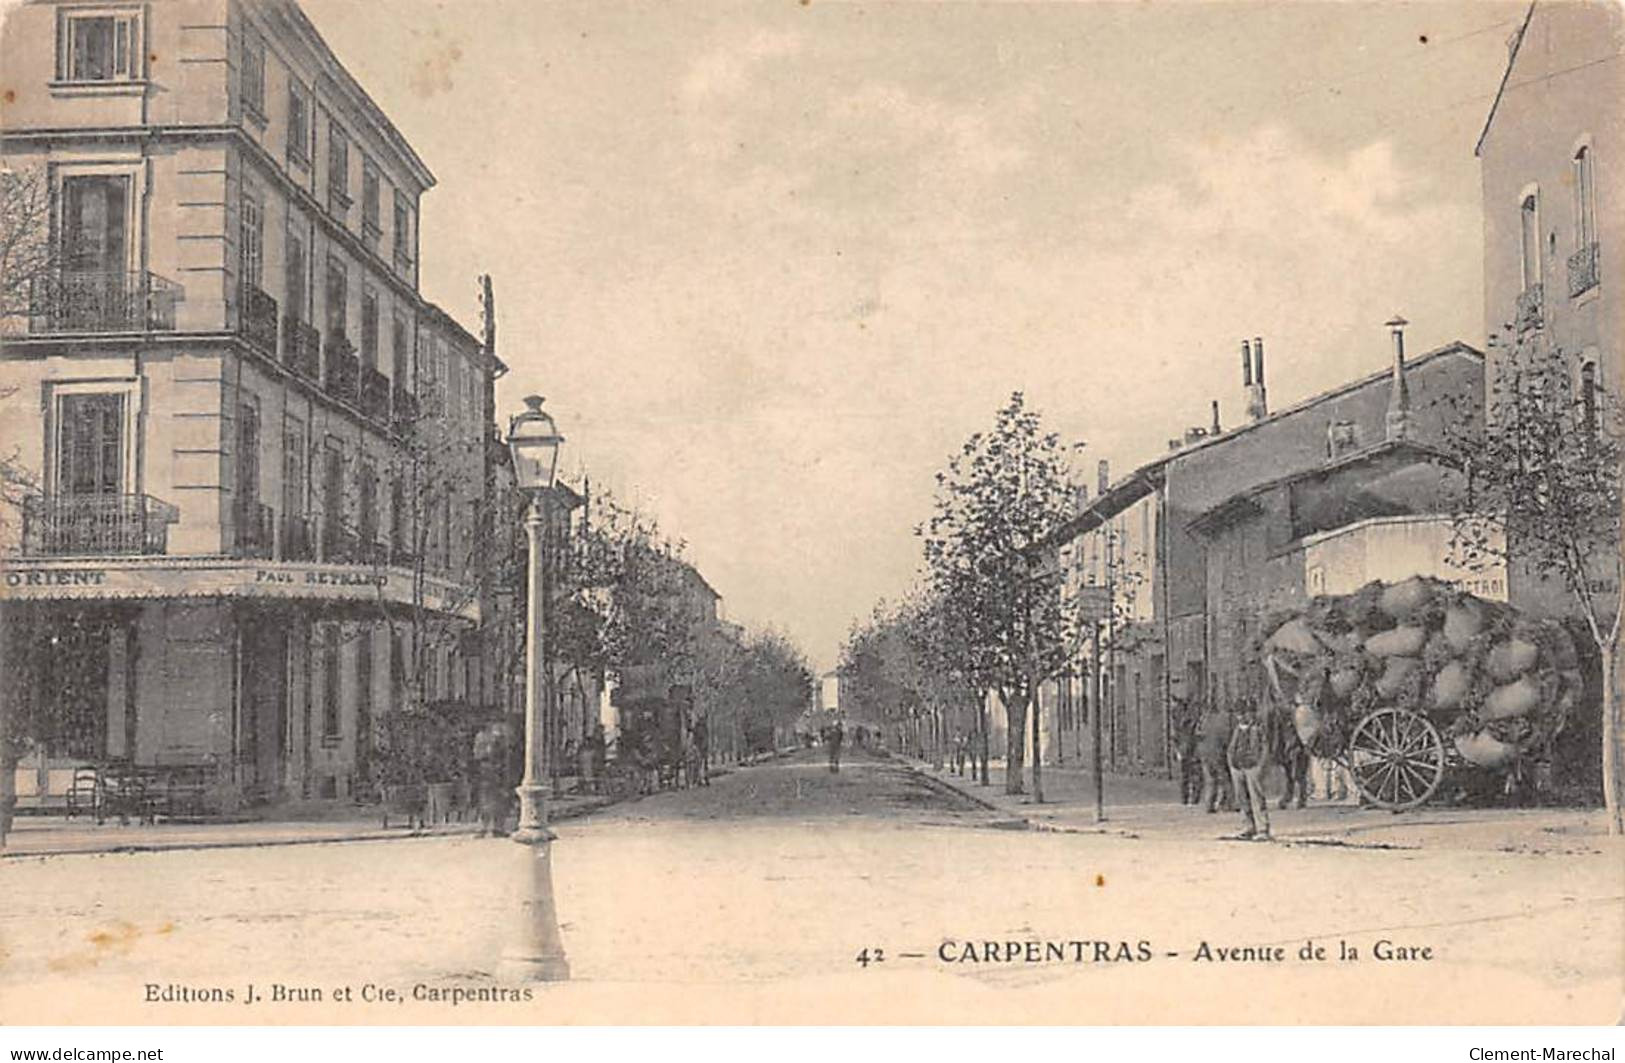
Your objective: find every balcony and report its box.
[1514,283,1544,334]
[21,493,179,557]
[360,366,390,422]
[28,270,181,334]
[1568,242,1600,299]
[235,501,275,560]
[281,317,321,382]
[324,335,360,405]
[240,284,278,356]
[391,386,420,436]
[282,512,316,562]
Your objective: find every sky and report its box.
[299,0,1527,671]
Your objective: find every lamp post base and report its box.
[500,831,571,983]
[512,784,557,844]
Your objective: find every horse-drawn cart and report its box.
[1258,577,1591,812]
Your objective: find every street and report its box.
[1,750,1619,1024]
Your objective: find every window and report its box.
[236,403,262,552]
[358,462,378,548]
[56,392,125,497]
[392,193,413,274]
[325,258,347,341]
[61,174,129,274]
[390,477,406,555]
[240,190,264,290]
[361,287,379,368]
[328,125,351,214]
[287,80,311,165]
[1519,191,1541,291]
[1581,359,1599,436]
[356,631,374,773]
[362,162,381,242]
[284,228,307,321]
[390,633,405,710]
[241,30,266,121]
[60,9,141,83]
[283,422,306,528]
[322,443,345,552]
[392,316,410,388]
[322,625,341,742]
[1574,146,1597,250]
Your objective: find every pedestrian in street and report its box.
[825,720,845,773]
[1172,700,1202,805]
[472,721,508,837]
[1227,697,1272,840]
[1196,698,1235,813]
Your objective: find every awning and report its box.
[0,557,480,622]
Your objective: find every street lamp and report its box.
[501,394,569,982]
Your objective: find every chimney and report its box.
[1075,484,1091,512]
[1097,459,1110,497]
[1385,315,1411,442]
[1246,335,1269,422]
[1183,426,1207,445]
[1210,399,1222,436]
[1168,438,1184,452]
[1241,340,1253,387]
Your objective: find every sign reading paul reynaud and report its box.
[0,559,477,621]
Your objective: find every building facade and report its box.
[1,0,503,808]
[1041,336,1484,771]
[1477,0,1622,618]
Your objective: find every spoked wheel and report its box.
[1346,706,1446,811]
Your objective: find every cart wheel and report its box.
[1346,707,1446,811]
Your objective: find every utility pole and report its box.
[1092,617,1105,822]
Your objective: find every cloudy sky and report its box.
[301,0,1525,670]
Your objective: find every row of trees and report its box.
[847,348,1622,831]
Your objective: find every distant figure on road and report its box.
[690,715,710,787]
[472,721,510,837]
[824,721,845,773]
[1196,699,1235,813]
[1227,697,1272,840]
[952,732,969,776]
[1172,703,1201,805]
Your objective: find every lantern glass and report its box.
[507,395,564,492]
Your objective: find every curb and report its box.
[0,792,629,861]
[899,759,1007,816]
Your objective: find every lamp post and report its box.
[502,394,570,981]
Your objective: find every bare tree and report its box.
[1450,326,1623,833]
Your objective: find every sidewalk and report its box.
[909,757,1619,855]
[0,788,620,860]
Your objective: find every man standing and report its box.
[1227,697,1272,840]
[1172,700,1202,805]
[826,719,845,773]
[1196,698,1235,813]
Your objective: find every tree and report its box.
[0,165,53,325]
[1449,327,1623,833]
[920,392,1080,796]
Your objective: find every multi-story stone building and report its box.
[1476,0,1622,618]
[1039,335,1484,772]
[0,0,502,808]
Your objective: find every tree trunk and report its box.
[1029,687,1044,803]
[1005,693,1027,795]
[932,708,945,771]
[1601,642,1622,835]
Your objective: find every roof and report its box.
[1475,2,1539,158]
[420,301,507,374]
[1044,340,1482,549]
[1186,438,1458,538]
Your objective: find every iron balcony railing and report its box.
[1568,242,1600,299]
[240,284,279,356]
[324,335,360,405]
[282,316,321,381]
[236,501,275,560]
[21,493,179,557]
[1514,283,1544,334]
[28,270,181,333]
[282,512,317,562]
[390,540,417,569]
[360,366,390,422]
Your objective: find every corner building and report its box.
[1,0,501,806]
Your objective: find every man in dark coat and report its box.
[1196,699,1235,813]
[1228,697,1272,839]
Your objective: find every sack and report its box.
[1486,639,1540,682]
[1484,675,1541,720]
[1432,661,1473,711]
[1379,577,1433,620]
[1456,730,1516,768]
[1443,601,1484,652]
[1365,625,1427,657]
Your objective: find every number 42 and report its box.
[854,947,885,967]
